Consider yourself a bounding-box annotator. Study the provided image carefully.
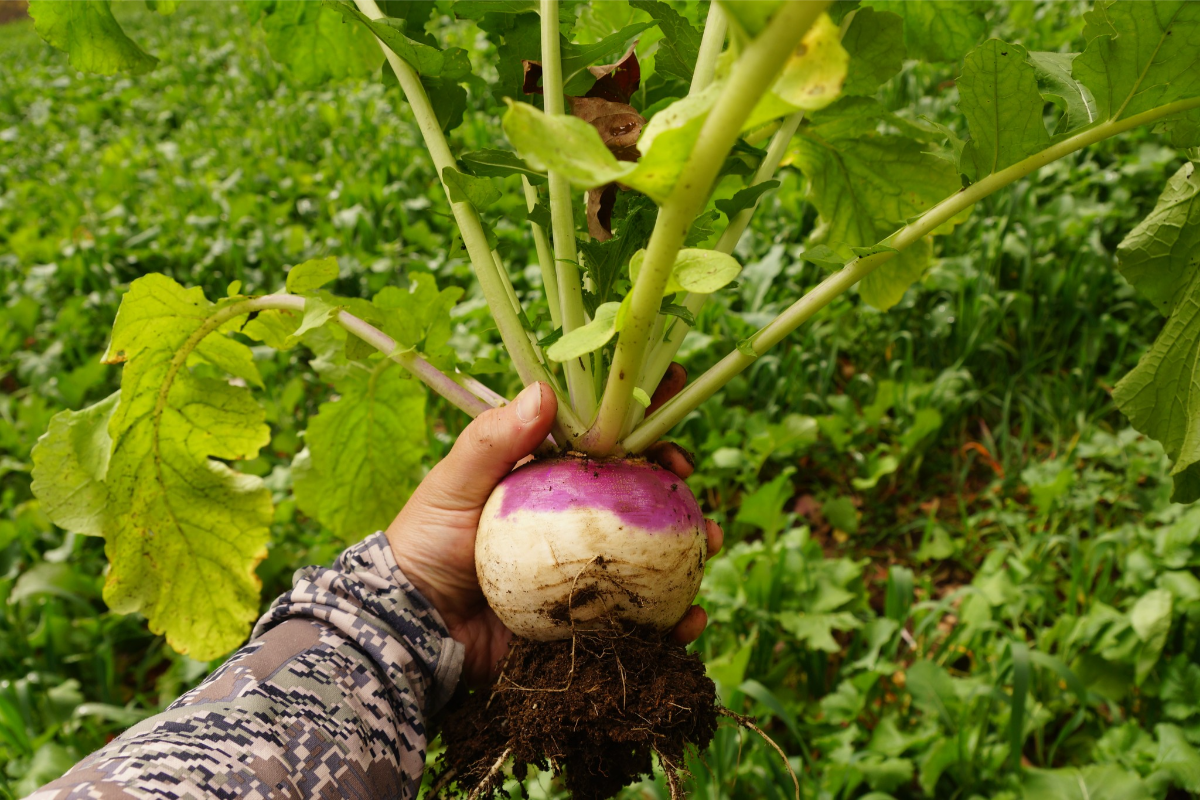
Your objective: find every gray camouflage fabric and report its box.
[27,533,465,800]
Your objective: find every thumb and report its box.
[421,382,558,511]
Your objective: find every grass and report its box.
[3,3,1200,799]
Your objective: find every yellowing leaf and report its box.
[31,392,119,539]
[78,275,274,659]
[768,14,848,112]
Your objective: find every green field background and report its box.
[2,3,1199,798]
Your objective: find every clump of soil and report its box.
[436,626,717,800]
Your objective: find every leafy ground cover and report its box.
[2,2,1199,798]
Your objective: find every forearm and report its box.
[29,534,463,800]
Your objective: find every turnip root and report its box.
[476,456,706,640]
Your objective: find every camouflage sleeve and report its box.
[28,532,465,800]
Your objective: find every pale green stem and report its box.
[580,2,828,455]
[690,2,727,94]
[523,176,561,329]
[633,109,807,419]
[541,0,597,421]
[492,249,524,319]
[247,295,494,417]
[622,95,1200,453]
[353,0,585,441]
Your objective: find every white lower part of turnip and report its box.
[476,456,707,641]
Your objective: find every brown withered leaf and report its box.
[587,185,618,241]
[585,43,640,104]
[522,59,543,94]
[567,96,644,161]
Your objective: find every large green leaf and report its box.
[1114,268,1200,502]
[1116,160,1200,316]
[29,0,158,75]
[293,362,426,541]
[841,7,906,96]
[958,40,1051,181]
[865,0,988,63]
[260,1,383,87]
[1073,1,1200,122]
[790,98,962,309]
[35,275,276,660]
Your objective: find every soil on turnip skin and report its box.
[435,626,717,799]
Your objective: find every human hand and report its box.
[384,366,723,685]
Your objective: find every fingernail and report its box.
[515,383,542,424]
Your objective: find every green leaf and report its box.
[260,1,383,87]
[421,76,468,132]
[502,100,636,191]
[626,84,721,202]
[841,7,906,96]
[293,362,426,540]
[560,22,654,95]
[906,660,958,726]
[1162,657,1200,720]
[715,179,782,219]
[1114,268,1200,498]
[958,40,1052,182]
[1022,765,1150,800]
[87,275,272,659]
[1156,724,1200,793]
[632,387,652,408]
[718,0,785,37]
[460,148,544,182]
[859,238,930,311]
[778,611,862,652]
[865,0,988,63]
[1028,51,1098,134]
[629,0,700,85]
[1116,160,1200,317]
[1073,1,1200,122]
[546,301,622,362]
[453,1,538,17]
[792,99,963,309]
[373,273,463,370]
[578,195,656,310]
[286,256,340,295]
[631,248,742,295]
[442,167,502,210]
[327,1,470,79]
[30,0,158,75]
[1158,106,1200,148]
[31,392,119,538]
[1130,588,1173,678]
[293,296,338,339]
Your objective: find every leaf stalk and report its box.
[622,94,1200,452]
[580,1,829,454]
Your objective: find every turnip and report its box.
[476,456,707,640]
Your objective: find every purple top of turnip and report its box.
[496,457,702,534]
